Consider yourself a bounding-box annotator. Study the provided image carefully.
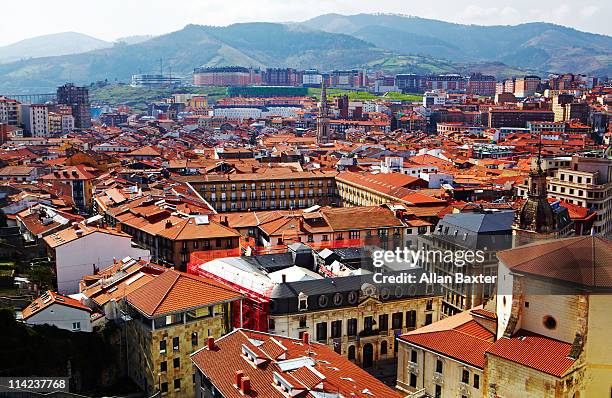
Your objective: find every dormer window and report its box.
[298,293,308,311]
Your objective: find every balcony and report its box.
[408,361,419,374]
[459,383,471,396]
[358,328,379,338]
[432,372,444,385]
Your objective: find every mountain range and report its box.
[0,14,610,93]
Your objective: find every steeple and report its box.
[514,132,556,236]
[316,79,329,144]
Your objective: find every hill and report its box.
[302,13,612,75]
[0,32,110,64]
[0,23,389,92]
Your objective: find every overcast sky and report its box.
[1,0,610,46]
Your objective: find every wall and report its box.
[56,232,150,294]
[26,303,92,332]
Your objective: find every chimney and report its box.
[240,377,251,395]
[281,274,287,283]
[302,332,309,344]
[234,370,244,388]
[165,220,173,229]
[207,337,215,350]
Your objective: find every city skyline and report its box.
[0,0,611,47]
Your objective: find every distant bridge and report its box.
[3,93,56,104]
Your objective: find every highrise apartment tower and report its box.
[57,83,91,129]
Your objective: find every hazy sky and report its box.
[1,0,610,46]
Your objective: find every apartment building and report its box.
[180,170,338,213]
[20,104,49,137]
[546,155,612,235]
[125,269,243,398]
[0,96,20,125]
[108,198,240,270]
[191,329,402,398]
[57,83,91,129]
[41,165,97,211]
[335,171,444,213]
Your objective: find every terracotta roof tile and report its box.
[486,330,576,377]
[126,269,243,317]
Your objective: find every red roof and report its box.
[401,329,492,369]
[191,329,401,398]
[486,330,576,377]
[22,290,91,320]
[126,269,243,317]
[399,309,495,369]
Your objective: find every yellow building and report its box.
[396,236,612,398]
[125,269,243,397]
[179,169,338,212]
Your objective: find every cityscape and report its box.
[0,2,611,398]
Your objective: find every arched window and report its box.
[348,345,356,360]
[380,341,388,355]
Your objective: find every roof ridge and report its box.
[151,270,181,315]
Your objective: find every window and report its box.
[435,385,442,398]
[331,320,342,338]
[364,316,374,332]
[543,315,557,330]
[299,316,307,328]
[174,358,180,369]
[298,294,308,311]
[72,322,81,331]
[462,369,469,383]
[474,374,480,389]
[348,345,356,360]
[316,322,328,342]
[378,314,388,331]
[425,313,433,325]
[159,340,166,353]
[406,310,417,328]
[172,337,179,351]
[191,332,198,347]
[380,341,388,355]
[410,350,418,363]
[409,373,417,388]
[173,379,181,391]
[161,382,168,394]
[269,318,275,331]
[392,312,403,329]
[347,318,357,336]
[160,361,167,372]
[436,359,443,374]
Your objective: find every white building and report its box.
[20,104,49,137]
[22,290,94,332]
[423,91,446,107]
[43,223,150,294]
[213,106,300,120]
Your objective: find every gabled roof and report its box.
[399,308,495,369]
[486,330,576,377]
[22,290,91,320]
[191,329,401,398]
[126,269,242,317]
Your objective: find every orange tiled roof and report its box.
[126,269,242,317]
[191,329,402,398]
[486,330,576,377]
[22,290,91,320]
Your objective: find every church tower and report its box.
[316,79,330,144]
[513,134,573,246]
